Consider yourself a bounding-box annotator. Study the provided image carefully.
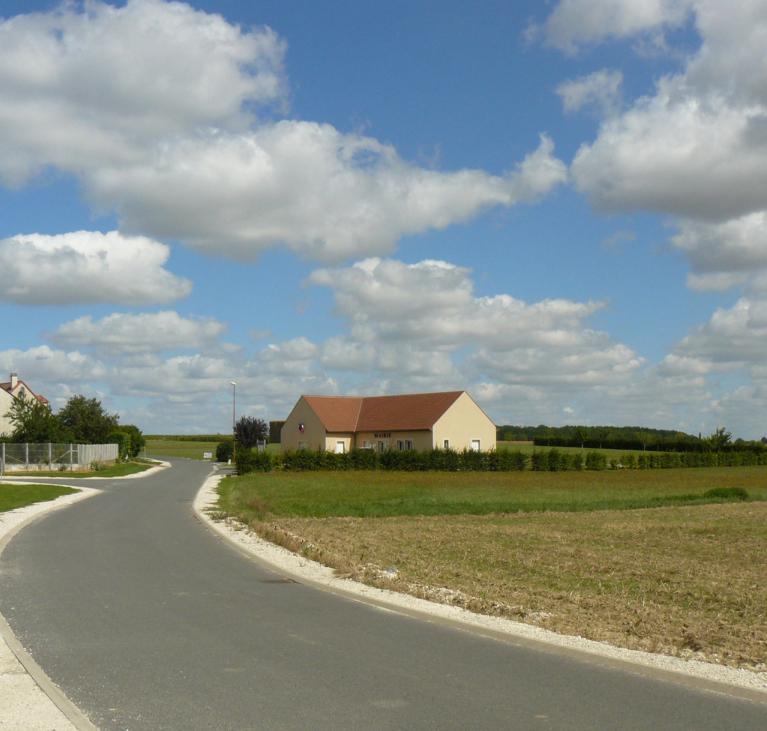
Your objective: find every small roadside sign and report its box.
[203,451,213,460]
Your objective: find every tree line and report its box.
[497,424,767,453]
[2,395,144,459]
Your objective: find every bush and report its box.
[702,487,749,501]
[585,451,607,470]
[216,440,234,463]
[107,430,131,460]
[236,449,273,474]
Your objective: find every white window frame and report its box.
[335,440,346,454]
[443,439,450,449]
[470,439,481,452]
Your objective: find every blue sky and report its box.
[2,0,766,438]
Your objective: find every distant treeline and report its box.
[497,424,767,453]
[145,434,229,442]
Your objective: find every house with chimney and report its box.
[0,373,49,437]
[281,391,496,453]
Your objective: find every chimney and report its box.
[10,372,18,389]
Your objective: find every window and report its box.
[405,439,413,450]
[377,441,385,452]
[443,439,450,449]
[298,441,308,450]
[471,439,480,452]
[335,441,345,454]
[397,440,404,450]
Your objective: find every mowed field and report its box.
[218,467,767,671]
[145,439,281,460]
[145,439,220,460]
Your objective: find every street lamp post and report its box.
[230,381,237,463]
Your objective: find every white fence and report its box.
[0,443,119,474]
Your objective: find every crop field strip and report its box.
[218,466,767,671]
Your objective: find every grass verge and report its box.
[0,483,77,512]
[217,467,767,671]
[7,461,154,478]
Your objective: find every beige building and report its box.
[0,373,49,437]
[281,391,496,453]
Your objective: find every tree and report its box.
[5,398,71,443]
[234,416,268,449]
[705,427,732,452]
[57,395,118,444]
[116,424,145,458]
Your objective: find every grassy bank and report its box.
[217,467,767,670]
[0,483,78,512]
[7,461,154,478]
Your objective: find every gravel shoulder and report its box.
[196,470,767,699]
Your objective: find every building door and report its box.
[471,439,480,452]
[335,441,345,454]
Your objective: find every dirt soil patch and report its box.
[254,502,767,672]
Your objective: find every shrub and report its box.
[216,440,234,463]
[585,451,607,470]
[702,487,749,501]
[530,451,547,471]
[236,449,272,474]
[107,430,131,460]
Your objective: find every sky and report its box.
[1,0,766,438]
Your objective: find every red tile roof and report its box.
[0,378,48,405]
[302,396,363,432]
[303,391,465,432]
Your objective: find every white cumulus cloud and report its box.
[557,69,624,116]
[0,1,566,263]
[52,312,227,354]
[535,0,693,53]
[88,127,566,262]
[0,231,191,305]
[0,0,286,185]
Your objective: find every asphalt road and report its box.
[1,460,765,730]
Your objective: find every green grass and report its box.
[145,439,220,460]
[0,483,77,512]
[218,466,767,521]
[8,461,154,478]
[146,439,282,460]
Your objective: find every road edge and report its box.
[0,485,101,731]
[194,470,767,705]
[2,459,171,482]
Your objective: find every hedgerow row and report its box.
[235,447,767,474]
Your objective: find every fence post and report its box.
[70,444,75,471]
[48,442,52,466]
[1,442,4,477]
[25,442,29,470]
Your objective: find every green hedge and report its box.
[235,446,767,475]
[238,448,584,475]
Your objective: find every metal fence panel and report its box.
[0,442,117,474]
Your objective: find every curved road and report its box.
[1,460,765,730]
